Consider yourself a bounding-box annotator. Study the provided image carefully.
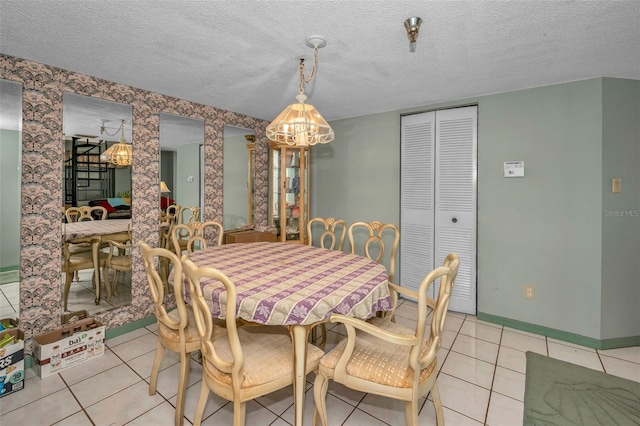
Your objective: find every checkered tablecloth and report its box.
[187,242,392,326]
[64,219,131,241]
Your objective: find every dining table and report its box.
[185,241,392,426]
[63,219,131,304]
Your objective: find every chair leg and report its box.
[233,400,246,426]
[175,350,191,426]
[313,371,330,426]
[405,400,419,426]
[431,382,445,426]
[112,271,120,297]
[149,341,164,395]
[193,380,210,426]
[63,272,73,311]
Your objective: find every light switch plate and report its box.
[612,178,621,193]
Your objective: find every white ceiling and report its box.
[1,0,639,137]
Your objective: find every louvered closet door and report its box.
[434,106,477,314]
[400,106,477,314]
[400,112,435,292]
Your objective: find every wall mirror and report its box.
[223,125,255,230]
[0,79,22,320]
[159,112,205,221]
[62,92,133,315]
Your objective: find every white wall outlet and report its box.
[524,285,535,300]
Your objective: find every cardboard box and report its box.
[32,318,105,379]
[0,328,25,398]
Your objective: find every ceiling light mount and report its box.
[404,17,423,53]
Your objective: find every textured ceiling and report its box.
[1,0,639,127]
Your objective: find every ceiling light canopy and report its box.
[266,35,334,148]
[99,119,132,166]
[404,17,423,53]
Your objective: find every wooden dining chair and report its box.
[307,217,346,251]
[62,238,108,311]
[103,228,132,301]
[313,253,460,426]
[182,257,325,426]
[171,223,198,256]
[65,205,107,222]
[196,220,224,247]
[179,205,201,224]
[140,241,200,426]
[347,221,400,282]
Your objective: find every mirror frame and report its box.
[0,53,270,345]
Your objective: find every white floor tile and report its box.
[435,373,491,422]
[440,351,495,389]
[459,319,503,344]
[496,345,528,374]
[200,398,278,425]
[500,329,548,354]
[126,401,179,426]
[419,404,483,425]
[485,392,524,426]
[599,345,640,364]
[0,373,67,414]
[69,364,142,407]
[492,366,526,402]
[84,380,165,426]
[0,388,82,425]
[451,332,500,364]
[600,355,640,382]
[343,407,392,425]
[547,341,604,371]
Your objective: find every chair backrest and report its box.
[165,204,181,222]
[139,241,190,334]
[416,254,459,366]
[171,223,198,255]
[66,205,107,222]
[307,217,346,251]
[182,257,244,384]
[180,206,201,224]
[347,221,400,281]
[197,220,224,247]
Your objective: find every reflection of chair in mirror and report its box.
[307,217,346,251]
[65,205,108,222]
[197,220,224,247]
[65,205,108,282]
[182,257,325,426]
[179,205,200,224]
[140,242,200,426]
[103,233,132,301]
[313,254,460,426]
[62,237,108,311]
[171,223,199,256]
[348,221,400,282]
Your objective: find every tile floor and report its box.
[0,269,132,319]
[1,298,639,425]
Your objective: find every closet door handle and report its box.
[451,218,458,223]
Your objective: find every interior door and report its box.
[400,112,435,292]
[434,106,477,314]
[400,106,477,314]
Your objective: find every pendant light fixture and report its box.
[266,35,334,147]
[99,119,132,166]
[404,17,423,53]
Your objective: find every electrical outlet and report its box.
[524,285,535,300]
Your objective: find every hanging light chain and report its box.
[298,45,319,95]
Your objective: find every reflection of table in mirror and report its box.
[63,219,131,305]
[186,242,391,425]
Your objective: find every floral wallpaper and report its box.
[0,54,269,352]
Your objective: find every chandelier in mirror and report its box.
[266,35,334,147]
[100,119,132,166]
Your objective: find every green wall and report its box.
[601,78,640,339]
[0,129,21,270]
[312,77,639,342]
[223,134,250,229]
[176,143,201,208]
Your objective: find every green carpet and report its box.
[524,351,640,425]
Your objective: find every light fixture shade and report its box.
[101,142,132,166]
[266,98,334,147]
[160,181,171,193]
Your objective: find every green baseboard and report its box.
[477,311,640,350]
[0,266,19,272]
